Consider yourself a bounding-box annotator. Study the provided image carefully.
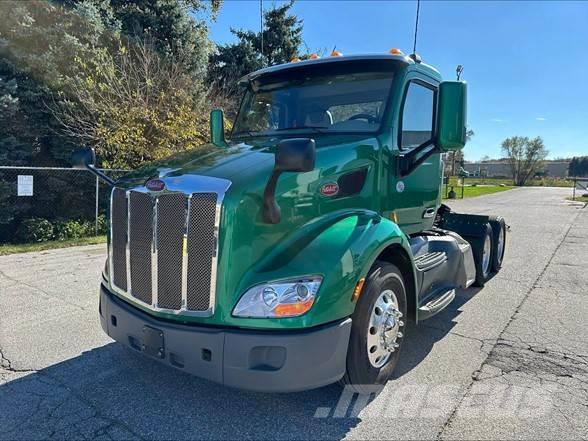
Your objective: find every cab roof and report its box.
[239,54,442,85]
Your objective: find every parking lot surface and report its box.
[1,187,586,440]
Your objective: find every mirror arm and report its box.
[262,170,282,224]
[85,164,115,186]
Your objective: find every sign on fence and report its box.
[17,175,33,196]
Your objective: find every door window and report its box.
[400,82,435,149]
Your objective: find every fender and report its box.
[231,209,416,329]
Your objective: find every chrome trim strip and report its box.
[125,190,132,296]
[181,194,191,310]
[108,187,114,290]
[151,197,158,308]
[107,175,231,318]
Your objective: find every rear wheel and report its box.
[471,223,494,287]
[341,262,407,393]
[489,217,506,271]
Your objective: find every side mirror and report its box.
[436,81,467,151]
[70,147,115,186]
[210,108,227,147]
[71,147,96,169]
[263,138,316,224]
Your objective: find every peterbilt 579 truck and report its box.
[74,50,507,392]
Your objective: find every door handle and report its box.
[423,207,436,218]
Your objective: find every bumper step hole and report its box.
[111,315,117,327]
[202,348,212,362]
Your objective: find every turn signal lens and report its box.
[274,298,315,316]
[389,48,404,55]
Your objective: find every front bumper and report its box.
[99,285,352,392]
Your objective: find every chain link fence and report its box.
[0,166,129,244]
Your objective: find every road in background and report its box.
[1,187,586,440]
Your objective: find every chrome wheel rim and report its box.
[482,233,492,276]
[496,226,505,264]
[367,289,404,368]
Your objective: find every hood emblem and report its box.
[146,179,165,192]
[320,181,339,197]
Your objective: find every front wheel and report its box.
[341,262,407,393]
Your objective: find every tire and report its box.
[488,216,506,272]
[341,261,407,393]
[470,223,494,287]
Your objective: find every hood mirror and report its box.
[210,109,227,147]
[70,147,114,186]
[263,138,316,224]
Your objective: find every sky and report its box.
[209,0,588,161]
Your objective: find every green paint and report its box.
[111,56,467,330]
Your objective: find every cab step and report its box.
[414,251,447,271]
[418,288,456,321]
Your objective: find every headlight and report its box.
[233,276,322,318]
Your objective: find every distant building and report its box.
[464,160,570,178]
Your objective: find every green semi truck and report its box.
[74,50,506,392]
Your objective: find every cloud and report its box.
[535,117,547,121]
[490,118,506,123]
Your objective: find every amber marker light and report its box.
[331,50,343,57]
[274,298,315,317]
[352,278,366,302]
[290,57,301,63]
[389,48,404,55]
[309,53,320,59]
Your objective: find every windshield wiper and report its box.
[274,126,328,133]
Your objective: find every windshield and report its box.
[232,66,395,136]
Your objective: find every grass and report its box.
[443,184,515,199]
[447,176,573,188]
[566,195,588,204]
[0,235,107,256]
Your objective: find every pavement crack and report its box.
[436,208,584,440]
[0,346,36,373]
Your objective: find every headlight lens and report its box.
[233,276,322,318]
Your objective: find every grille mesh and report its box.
[187,193,218,311]
[109,189,218,314]
[129,192,153,304]
[156,193,186,310]
[111,189,127,291]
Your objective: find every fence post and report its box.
[95,174,99,235]
[573,177,576,201]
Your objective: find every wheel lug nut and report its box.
[397,332,403,338]
[399,320,404,327]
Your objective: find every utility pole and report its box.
[260,0,264,64]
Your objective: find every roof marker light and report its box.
[330,50,343,57]
[309,53,320,60]
[389,48,404,55]
[290,57,301,63]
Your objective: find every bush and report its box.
[96,214,108,235]
[54,219,95,240]
[15,218,55,243]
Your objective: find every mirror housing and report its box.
[436,81,467,151]
[263,138,316,224]
[71,147,96,169]
[210,108,227,147]
[70,147,115,186]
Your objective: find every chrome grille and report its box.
[128,192,153,305]
[108,176,230,317]
[156,193,185,310]
[187,193,218,311]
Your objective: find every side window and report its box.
[400,82,435,149]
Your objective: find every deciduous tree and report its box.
[501,136,548,186]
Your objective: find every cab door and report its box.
[391,78,442,235]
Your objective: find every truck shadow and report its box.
[0,288,482,440]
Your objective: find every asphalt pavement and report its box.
[0,186,586,440]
